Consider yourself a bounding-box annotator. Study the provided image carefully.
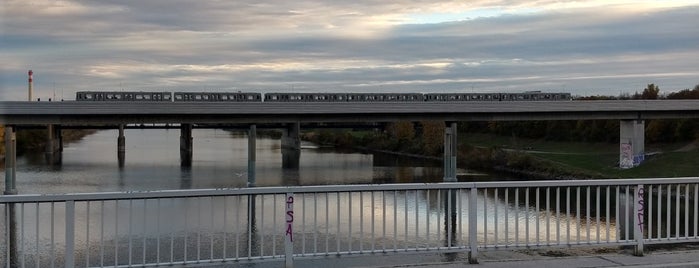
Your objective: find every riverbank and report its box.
[302,129,699,180]
[13,129,97,155]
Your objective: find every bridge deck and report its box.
[2,100,699,125]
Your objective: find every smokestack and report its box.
[28,70,33,101]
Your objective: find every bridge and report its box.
[3,99,699,194]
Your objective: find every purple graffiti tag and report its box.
[286,196,294,242]
[637,187,645,232]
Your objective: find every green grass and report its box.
[463,133,617,153]
[463,133,699,178]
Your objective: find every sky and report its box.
[1,0,699,100]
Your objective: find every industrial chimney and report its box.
[28,70,33,101]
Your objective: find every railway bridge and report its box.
[3,99,699,194]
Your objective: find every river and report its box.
[5,129,458,194]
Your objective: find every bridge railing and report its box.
[1,178,698,267]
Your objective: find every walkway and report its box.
[236,245,699,268]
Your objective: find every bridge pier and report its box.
[443,122,457,182]
[45,124,62,154]
[248,124,256,187]
[281,122,301,150]
[620,120,645,169]
[118,125,126,167]
[4,126,17,195]
[180,124,193,167]
[281,122,301,169]
[45,124,62,165]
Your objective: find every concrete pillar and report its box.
[281,122,301,150]
[282,148,301,170]
[443,122,457,182]
[45,124,62,155]
[118,125,126,167]
[180,124,193,167]
[5,126,17,195]
[281,122,301,169]
[248,124,256,187]
[620,120,645,169]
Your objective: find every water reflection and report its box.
[6,129,442,194]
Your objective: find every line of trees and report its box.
[473,84,699,143]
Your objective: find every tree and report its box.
[420,121,444,156]
[386,121,415,143]
[641,83,660,99]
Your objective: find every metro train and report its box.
[75,91,572,102]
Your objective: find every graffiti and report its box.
[286,195,294,242]
[620,142,634,168]
[633,152,645,166]
[637,187,645,233]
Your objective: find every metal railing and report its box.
[1,177,698,267]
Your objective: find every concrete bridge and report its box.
[3,100,699,193]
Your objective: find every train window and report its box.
[115,94,122,100]
[195,95,202,100]
[136,95,143,100]
[144,95,152,100]
[164,94,171,100]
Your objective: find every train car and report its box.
[425,92,571,101]
[264,93,305,102]
[173,92,262,102]
[501,92,572,101]
[76,91,172,101]
[425,93,500,101]
[264,93,425,102]
[353,93,424,101]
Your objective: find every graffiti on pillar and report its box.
[633,152,645,166]
[620,142,633,168]
[636,186,645,234]
[285,195,294,242]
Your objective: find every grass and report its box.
[462,133,699,179]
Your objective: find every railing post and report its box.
[285,192,294,268]
[634,184,645,256]
[65,200,75,268]
[468,186,478,264]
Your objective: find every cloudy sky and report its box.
[2,0,698,100]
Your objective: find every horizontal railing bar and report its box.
[2,178,698,203]
[645,239,699,245]
[480,241,635,250]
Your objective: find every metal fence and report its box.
[1,177,698,267]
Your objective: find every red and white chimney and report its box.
[28,70,34,101]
